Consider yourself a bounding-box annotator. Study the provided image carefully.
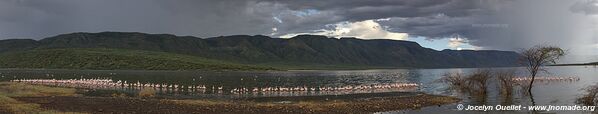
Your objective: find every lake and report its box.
[1,66,596,113]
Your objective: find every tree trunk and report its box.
[528,72,536,93]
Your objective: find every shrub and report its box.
[467,70,492,95]
[577,83,598,106]
[111,93,128,98]
[496,70,516,96]
[138,88,156,98]
[440,73,468,91]
[441,70,492,95]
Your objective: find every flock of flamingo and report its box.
[7,75,580,97]
[511,76,580,82]
[229,82,418,94]
[10,78,419,95]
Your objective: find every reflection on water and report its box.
[397,66,598,114]
[11,78,418,98]
[0,66,597,113]
[0,69,420,98]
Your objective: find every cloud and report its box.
[448,37,466,49]
[444,34,482,50]
[0,0,284,38]
[377,14,481,38]
[0,0,487,40]
[474,0,596,51]
[1,0,597,62]
[267,0,478,20]
[279,20,408,40]
[571,0,598,15]
[267,0,489,37]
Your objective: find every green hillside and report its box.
[0,48,275,71]
[0,32,522,70]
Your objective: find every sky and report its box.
[1,0,597,63]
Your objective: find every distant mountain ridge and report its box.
[0,32,521,69]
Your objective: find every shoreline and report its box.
[0,82,460,114]
[0,65,525,73]
[14,94,459,114]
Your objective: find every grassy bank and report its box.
[0,82,82,114]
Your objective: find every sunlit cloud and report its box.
[446,34,480,50]
[280,20,408,40]
[448,37,466,50]
[269,27,278,36]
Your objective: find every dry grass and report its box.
[0,96,86,114]
[111,93,128,98]
[172,99,232,105]
[0,82,85,114]
[0,82,76,97]
[169,94,458,113]
[0,95,42,113]
[138,88,156,98]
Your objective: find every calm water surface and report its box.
[1,66,596,113]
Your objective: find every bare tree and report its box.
[519,45,565,93]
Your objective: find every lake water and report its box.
[1,66,597,113]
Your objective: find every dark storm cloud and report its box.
[264,0,492,38]
[377,14,482,38]
[464,0,598,58]
[376,0,596,53]
[267,0,472,18]
[264,0,507,42]
[0,0,281,39]
[0,0,487,39]
[269,0,453,18]
[1,0,596,58]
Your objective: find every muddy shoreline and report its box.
[0,82,459,114]
[14,93,458,114]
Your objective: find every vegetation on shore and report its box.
[550,62,598,66]
[0,48,276,71]
[518,45,565,93]
[441,70,494,96]
[0,82,81,114]
[440,69,522,104]
[578,83,598,106]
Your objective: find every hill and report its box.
[551,62,598,66]
[0,48,274,71]
[0,32,522,70]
